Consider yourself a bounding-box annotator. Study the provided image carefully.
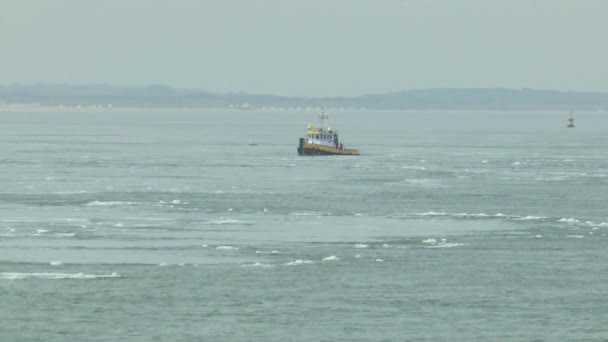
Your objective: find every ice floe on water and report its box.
[322,255,340,261]
[284,259,314,266]
[1,272,120,280]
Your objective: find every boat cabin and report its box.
[305,129,340,148]
[304,114,343,149]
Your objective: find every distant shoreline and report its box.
[1,104,603,114]
[2,85,608,112]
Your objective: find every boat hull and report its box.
[297,139,359,156]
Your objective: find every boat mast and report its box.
[319,107,328,130]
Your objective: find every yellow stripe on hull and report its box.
[299,142,360,156]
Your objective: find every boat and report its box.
[567,112,575,128]
[297,112,360,156]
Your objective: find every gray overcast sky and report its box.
[1,0,607,96]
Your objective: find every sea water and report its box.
[1,109,607,341]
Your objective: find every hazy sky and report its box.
[1,0,607,96]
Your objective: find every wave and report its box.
[86,201,135,207]
[289,212,328,216]
[284,259,313,266]
[242,262,274,268]
[421,237,466,249]
[395,212,605,226]
[424,242,468,249]
[401,165,427,170]
[206,218,250,225]
[216,245,239,251]
[353,244,369,249]
[1,272,121,280]
[322,255,340,261]
[514,215,548,221]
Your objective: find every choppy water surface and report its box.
[1,110,607,341]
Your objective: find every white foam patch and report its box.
[401,165,427,170]
[322,255,340,261]
[208,219,247,225]
[242,262,274,268]
[216,245,238,251]
[54,233,76,237]
[50,261,63,266]
[382,244,391,248]
[36,229,49,234]
[256,250,281,255]
[559,218,580,224]
[410,211,448,217]
[353,244,368,248]
[422,238,437,244]
[375,259,384,262]
[535,235,543,238]
[284,259,313,266]
[403,178,441,187]
[515,216,547,221]
[86,201,134,207]
[425,242,467,249]
[289,212,324,216]
[1,272,120,280]
[566,235,585,239]
[453,213,492,218]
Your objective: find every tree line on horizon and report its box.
[1,84,607,110]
